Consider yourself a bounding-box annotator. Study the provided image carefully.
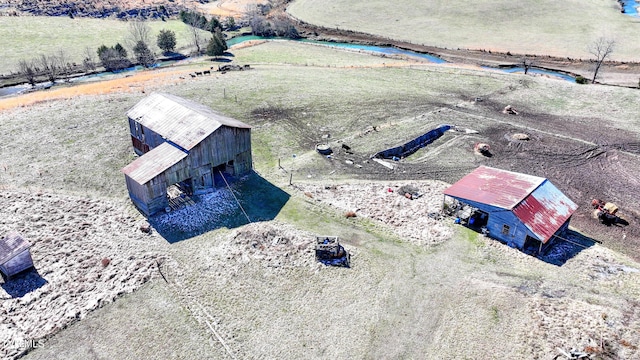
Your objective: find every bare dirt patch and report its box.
[0,188,166,359]
[226,222,320,270]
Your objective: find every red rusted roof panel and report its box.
[121,142,187,185]
[513,180,577,243]
[444,166,545,209]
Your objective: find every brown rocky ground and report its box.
[0,0,266,18]
[296,181,452,246]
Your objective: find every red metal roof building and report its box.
[444,166,577,250]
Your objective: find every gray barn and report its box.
[0,232,34,278]
[121,93,252,216]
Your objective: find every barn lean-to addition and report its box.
[443,166,577,252]
[121,93,252,216]
[0,232,34,278]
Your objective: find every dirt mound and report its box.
[226,222,317,269]
[0,189,165,359]
[298,181,453,246]
[511,133,530,141]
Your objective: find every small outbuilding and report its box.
[122,93,252,216]
[443,166,577,252]
[0,232,34,278]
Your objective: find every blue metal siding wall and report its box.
[448,196,539,249]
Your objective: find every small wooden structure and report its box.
[0,232,34,278]
[122,93,252,216]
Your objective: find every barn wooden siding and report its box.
[122,93,253,216]
[188,126,252,175]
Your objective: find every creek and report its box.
[1,35,579,99]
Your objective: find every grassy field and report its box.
[0,17,203,75]
[1,41,639,359]
[288,0,640,61]
[2,41,640,196]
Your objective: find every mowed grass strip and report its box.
[0,17,204,75]
[288,0,640,61]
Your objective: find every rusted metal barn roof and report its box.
[444,166,544,209]
[127,93,251,151]
[513,180,577,242]
[444,166,577,243]
[0,232,31,265]
[122,142,187,185]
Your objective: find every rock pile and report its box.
[226,222,316,269]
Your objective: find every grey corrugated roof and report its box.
[122,142,188,185]
[127,93,251,151]
[0,232,31,265]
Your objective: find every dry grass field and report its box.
[287,0,640,61]
[0,30,640,360]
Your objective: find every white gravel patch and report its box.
[297,181,453,246]
[151,188,238,234]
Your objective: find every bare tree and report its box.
[588,37,615,84]
[38,54,61,83]
[17,59,37,87]
[520,56,534,75]
[185,12,206,54]
[56,49,71,79]
[127,20,152,48]
[83,47,97,72]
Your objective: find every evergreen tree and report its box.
[157,29,177,53]
[206,29,227,58]
[134,41,156,68]
[114,43,128,59]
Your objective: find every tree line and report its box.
[15,16,228,86]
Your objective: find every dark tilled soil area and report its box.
[297,102,640,262]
